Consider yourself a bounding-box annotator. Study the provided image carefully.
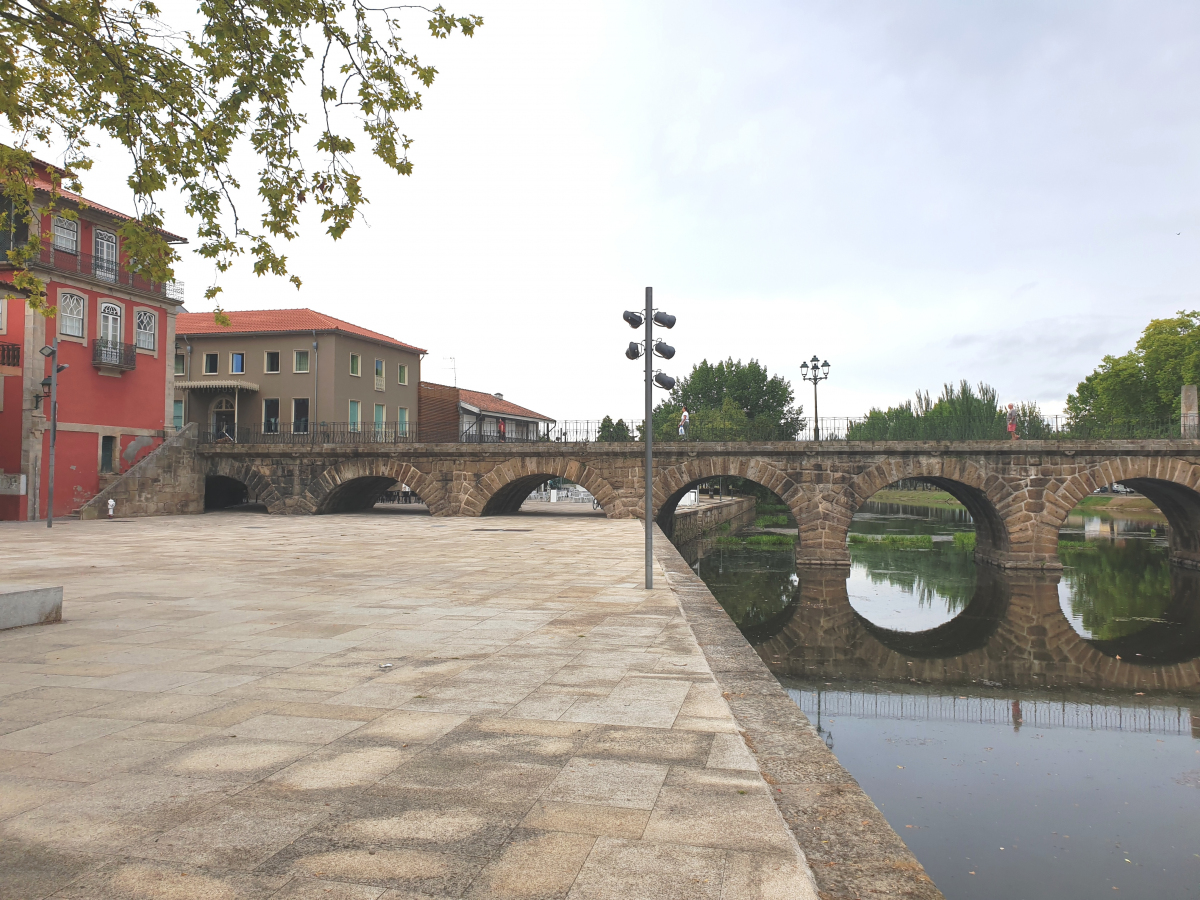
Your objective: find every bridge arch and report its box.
[831,457,1015,567]
[652,457,803,529]
[461,458,622,517]
[205,459,286,513]
[1046,457,1200,569]
[299,458,448,516]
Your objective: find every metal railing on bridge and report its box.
[198,416,1196,446]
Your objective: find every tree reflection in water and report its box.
[1059,540,1171,640]
[848,539,976,615]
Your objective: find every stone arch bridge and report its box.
[192,438,1200,571]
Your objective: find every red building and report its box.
[0,159,186,520]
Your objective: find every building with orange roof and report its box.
[173,308,426,439]
[0,156,187,520]
[417,382,555,443]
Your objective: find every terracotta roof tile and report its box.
[175,308,426,354]
[454,385,553,422]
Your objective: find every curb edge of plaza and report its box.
[653,526,945,900]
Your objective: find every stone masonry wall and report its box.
[670,496,756,543]
[175,439,1200,572]
[79,424,205,519]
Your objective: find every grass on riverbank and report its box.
[755,514,791,528]
[868,489,964,509]
[848,533,934,549]
[715,533,797,547]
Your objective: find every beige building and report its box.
[174,309,425,437]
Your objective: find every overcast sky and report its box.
[34,0,1200,420]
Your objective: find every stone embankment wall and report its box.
[79,424,205,519]
[670,496,756,543]
[654,529,943,900]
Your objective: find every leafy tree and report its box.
[846,380,1048,441]
[1,0,481,317]
[1067,311,1200,424]
[651,358,804,440]
[596,416,632,442]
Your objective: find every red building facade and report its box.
[0,160,185,520]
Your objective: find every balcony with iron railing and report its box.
[19,242,183,301]
[0,342,19,368]
[92,339,137,371]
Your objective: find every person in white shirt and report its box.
[678,406,689,438]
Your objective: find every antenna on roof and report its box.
[444,356,457,387]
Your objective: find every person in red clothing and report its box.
[1006,403,1019,440]
[497,417,506,442]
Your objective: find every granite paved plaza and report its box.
[0,510,818,899]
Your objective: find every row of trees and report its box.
[596,310,1187,443]
[597,358,805,442]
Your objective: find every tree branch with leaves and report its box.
[0,0,481,320]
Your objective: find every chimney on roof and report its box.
[494,393,503,400]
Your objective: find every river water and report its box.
[682,499,1200,900]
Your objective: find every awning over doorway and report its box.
[174,380,260,392]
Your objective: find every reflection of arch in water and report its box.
[755,567,1200,692]
[462,458,620,517]
[853,565,1008,659]
[204,459,285,512]
[1048,459,1200,569]
[1071,566,1200,666]
[838,460,1012,567]
[300,459,444,515]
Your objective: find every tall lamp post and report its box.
[799,355,830,441]
[623,287,676,589]
[38,340,69,528]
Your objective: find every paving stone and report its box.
[0,514,825,900]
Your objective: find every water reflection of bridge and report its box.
[789,686,1200,736]
[727,568,1200,693]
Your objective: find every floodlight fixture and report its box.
[625,341,643,360]
[39,344,55,358]
[653,341,675,360]
[623,310,644,329]
[653,371,676,391]
[652,311,676,329]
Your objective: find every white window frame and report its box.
[98,299,124,344]
[58,292,86,341]
[293,349,310,373]
[134,308,157,353]
[374,403,385,428]
[397,406,409,435]
[230,351,246,375]
[374,358,385,392]
[94,230,117,281]
[203,352,219,375]
[397,363,408,385]
[264,350,281,374]
[350,353,361,377]
[52,216,78,253]
[0,296,7,335]
[349,399,361,431]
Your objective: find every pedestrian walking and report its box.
[1006,403,1019,441]
[679,406,689,439]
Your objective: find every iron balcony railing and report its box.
[92,339,137,370]
[0,341,18,368]
[197,416,1200,446]
[25,243,183,301]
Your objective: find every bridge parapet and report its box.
[187,439,1200,571]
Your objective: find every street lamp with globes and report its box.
[800,355,830,440]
